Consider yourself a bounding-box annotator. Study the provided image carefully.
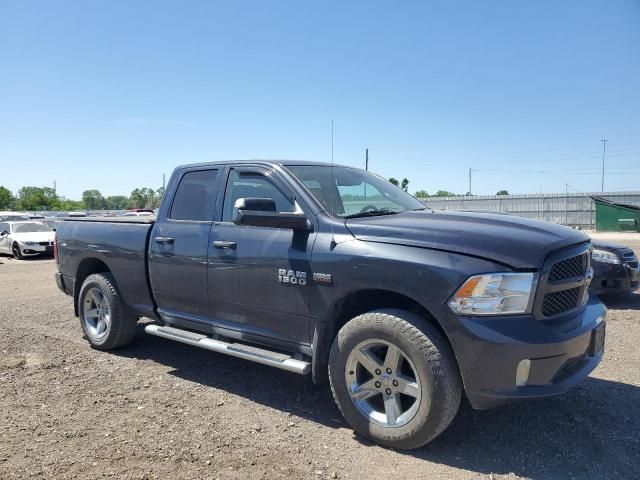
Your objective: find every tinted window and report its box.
[170,169,219,221]
[0,223,8,234]
[222,170,294,222]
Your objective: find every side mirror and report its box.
[0,231,7,237]
[233,197,309,230]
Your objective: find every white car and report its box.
[120,211,155,217]
[0,221,56,259]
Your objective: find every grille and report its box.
[38,241,52,246]
[542,287,581,317]
[628,261,639,269]
[548,253,587,281]
[621,250,635,259]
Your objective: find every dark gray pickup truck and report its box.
[55,160,606,449]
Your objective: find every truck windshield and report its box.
[287,165,426,218]
[12,223,52,233]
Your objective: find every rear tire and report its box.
[78,273,137,350]
[12,243,24,260]
[329,309,461,450]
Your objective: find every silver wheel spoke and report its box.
[83,288,110,340]
[383,345,402,371]
[355,349,383,375]
[93,291,104,307]
[346,338,422,428]
[395,373,420,398]
[383,393,402,426]
[350,379,379,401]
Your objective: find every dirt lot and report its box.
[1,236,639,479]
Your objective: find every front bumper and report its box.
[591,261,640,295]
[19,243,54,256]
[448,297,606,410]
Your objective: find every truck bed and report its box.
[56,218,156,319]
[61,216,156,224]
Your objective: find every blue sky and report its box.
[1,0,638,199]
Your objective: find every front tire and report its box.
[329,309,461,450]
[12,243,24,260]
[78,273,137,350]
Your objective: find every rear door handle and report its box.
[154,236,175,245]
[213,240,237,249]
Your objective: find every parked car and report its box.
[0,221,55,259]
[54,160,605,449]
[590,240,639,296]
[40,218,62,231]
[123,208,155,215]
[0,211,30,222]
[120,211,155,217]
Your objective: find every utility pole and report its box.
[468,168,477,195]
[364,149,368,199]
[600,138,607,193]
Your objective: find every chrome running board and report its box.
[144,324,311,375]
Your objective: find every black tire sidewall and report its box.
[329,309,461,449]
[78,273,131,350]
[12,243,22,259]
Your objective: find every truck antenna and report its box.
[330,120,336,248]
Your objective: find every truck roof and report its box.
[174,159,343,170]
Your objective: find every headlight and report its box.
[592,249,621,264]
[448,272,536,316]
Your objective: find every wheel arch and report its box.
[312,288,452,384]
[73,257,112,316]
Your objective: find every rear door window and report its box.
[170,169,219,221]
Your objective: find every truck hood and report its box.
[345,210,590,269]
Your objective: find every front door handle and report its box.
[154,236,175,245]
[213,240,237,249]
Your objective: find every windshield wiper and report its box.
[343,209,402,219]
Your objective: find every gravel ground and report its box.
[1,239,639,479]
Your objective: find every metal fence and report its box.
[421,191,640,229]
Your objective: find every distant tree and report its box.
[57,198,85,211]
[401,178,409,192]
[129,187,158,209]
[388,178,399,187]
[0,186,15,209]
[414,190,429,198]
[152,187,165,209]
[435,190,456,197]
[82,189,106,210]
[104,195,129,210]
[16,186,59,211]
[496,190,509,196]
[129,188,144,208]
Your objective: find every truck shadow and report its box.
[116,328,640,479]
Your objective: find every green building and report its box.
[592,197,640,232]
